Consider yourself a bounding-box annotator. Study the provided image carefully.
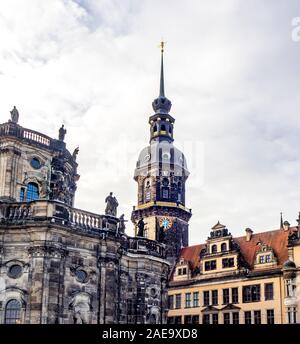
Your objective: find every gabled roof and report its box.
[173,227,297,279]
[211,221,226,230]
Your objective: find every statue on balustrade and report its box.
[39,176,50,199]
[118,214,127,233]
[72,147,79,161]
[10,106,19,124]
[137,218,146,237]
[105,192,119,216]
[59,124,67,141]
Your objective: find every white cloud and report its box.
[0,0,300,243]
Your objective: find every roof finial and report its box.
[280,212,284,229]
[159,40,166,97]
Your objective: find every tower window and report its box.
[153,124,158,132]
[162,188,169,199]
[26,183,39,202]
[5,299,21,324]
[161,124,166,131]
[221,243,227,252]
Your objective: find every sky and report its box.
[0,0,300,244]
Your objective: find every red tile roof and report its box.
[175,227,296,274]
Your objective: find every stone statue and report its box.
[119,214,127,233]
[10,106,19,124]
[105,192,119,216]
[59,124,67,141]
[39,176,50,199]
[137,218,146,237]
[72,147,79,161]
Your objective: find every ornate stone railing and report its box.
[127,237,166,258]
[69,207,103,230]
[0,122,64,151]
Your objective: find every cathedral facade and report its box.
[0,48,177,323]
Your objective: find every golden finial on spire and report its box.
[159,40,166,53]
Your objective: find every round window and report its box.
[8,265,23,279]
[30,157,41,169]
[75,269,88,283]
[150,288,157,297]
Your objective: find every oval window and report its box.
[30,157,41,169]
[8,264,23,279]
[76,269,88,283]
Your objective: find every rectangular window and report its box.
[223,313,230,325]
[174,316,182,324]
[212,313,218,325]
[175,294,181,309]
[203,314,210,325]
[184,315,192,324]
[223,288,230,304]
[205,260,217,271]
[285,279,297,297]
[222,258,235,268]
[232,288,239,304]
[145,191,151,201]
[243,285,260,303]
[168,295,174,310]
[193,292,199,307]
[162,189,169,199]
[259,255,265,264]
[185,293,191,308]
[177,268,182,275]
[287,307,297,324]
[203,291,210,306]
[265,283,274,301]
[254,310,261,324]
[182,268,187,275]
[244,311,252,324]
[267,309,275,324]
[192,315,199,324]
[167,317,174,324]
[232,312,239,324]
[212,290,218,305]
[266,254,271,263]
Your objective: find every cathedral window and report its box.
[8,264,23,279]
[30,157,41,169]
[26,182,39,202]
[20,187,25,202]
[4,299,21,324]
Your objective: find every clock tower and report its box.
[131,43,192,264]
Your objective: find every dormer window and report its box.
[211,245,217,254]
[221,243,227,252]
[205,260,217,271]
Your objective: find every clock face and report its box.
[159,217,173,230]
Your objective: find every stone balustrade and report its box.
[127,236,166,258]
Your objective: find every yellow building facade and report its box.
[168,221,300,324]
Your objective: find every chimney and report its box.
[283,221,290,232]
[245,228,253,242]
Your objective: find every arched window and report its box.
[169,126,172,134]
[161,124,166,131]
[144,179,151,202]
[153,124,158,133]
[5,299,21,324]
[221,243,227,252]
[211,244,217,254]
[26,182,39,202]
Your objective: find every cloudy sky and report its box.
[0,0,300,244]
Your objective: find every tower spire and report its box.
[159,41,165,97]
